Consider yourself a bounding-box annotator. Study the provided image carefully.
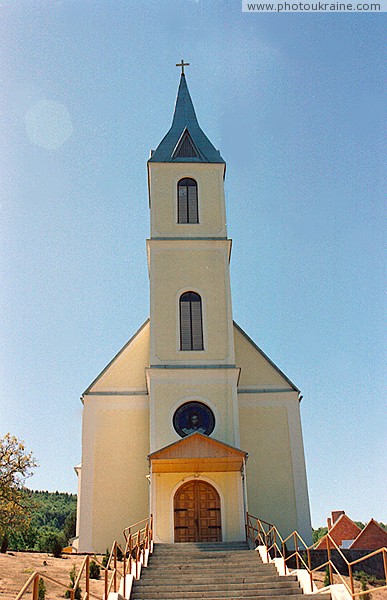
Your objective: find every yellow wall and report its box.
[152,472,245,543]
[234,324,293,389]
[149,241,234,364]
[90,396,150,552]
[149,163,226,238]
[239,401,298,537]
[90,321,149,392]
[147,368,240,451]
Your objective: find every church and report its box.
[74,64,312,553]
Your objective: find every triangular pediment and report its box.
[83,319,150,396]
[172,129,199,159]
[149,433,247,473]
[234,322,298,392]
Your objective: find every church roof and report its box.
[148,74,225,164]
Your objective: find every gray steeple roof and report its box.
[149,74,225,164]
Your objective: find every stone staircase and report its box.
[130,541,331,600]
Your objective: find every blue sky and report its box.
[1,1,385,527]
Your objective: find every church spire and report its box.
[149,71,225,164]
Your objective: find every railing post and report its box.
[85,555,90,596]
[307,548,313,590]
[282,542,287,575]
[265,529,269,563]
[327,542,332,586]
[123,553,127,597]
[274,529,277,558]
[32,575,39,600]
[114,543,117,591]
[294,532,300,570]
[348,563,355,599]
[104,568,108,600]
[70,590,75,600]
[136,546,140,579]
[383,549,387,584]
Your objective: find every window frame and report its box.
[179,291,204,351]
[177,178,199,224]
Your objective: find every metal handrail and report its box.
[246,512,387,600]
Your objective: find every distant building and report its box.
[350,519,387,550]
[317,510,387,550]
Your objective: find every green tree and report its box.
[38,578,46,600]
[323,566,331,587]
[0,433,37,552]
[360,577,371,600]
[89,560,100,580]
[63,509,77,543]
[312,527,328,544]
[65,565,81,600]
[35,527,65,555]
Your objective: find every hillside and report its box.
[7,490,77,552]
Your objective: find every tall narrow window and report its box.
[178,178,198,224]
[180,292,204,351]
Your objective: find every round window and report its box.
[173,401,215,438]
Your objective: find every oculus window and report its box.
[173,401,215,438]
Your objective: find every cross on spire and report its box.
[176,59,190,76]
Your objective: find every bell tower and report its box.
[146,68,240,456]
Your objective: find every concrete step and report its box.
[138,575,299,586]
[132,581,301,593]
[131,542,331,600]
[144,564,277,573]
[153,547,250,554]
[151,551,261,559]
[131,591,331,600]
[147,560,269,569]
[155,542,249,548]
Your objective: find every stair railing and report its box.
[123,514,153,580]
[15,572,78,600]
[246,512,387,600]
[14,514,153,600]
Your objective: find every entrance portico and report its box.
[148,432,247,543]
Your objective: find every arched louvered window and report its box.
[178,178,198,224]
[180,292,204,351]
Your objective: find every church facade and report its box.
[75,70,312,553]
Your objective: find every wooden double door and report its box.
[174,480,222,543]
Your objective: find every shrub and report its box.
[64,565,81,600]
[102,548,110,568]
[323,566,331,587]
[35,529,64,556]
[360,577,371,600]
[89,560,100,580]
[116,546,123,561]
[38,578,46,600]
[50,535,63,558]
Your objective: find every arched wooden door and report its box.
[174,480,222,543]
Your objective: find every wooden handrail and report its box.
[15,514,154,600]
[123,516,152,540]
[15,570,76,600]
[246,513,387,600]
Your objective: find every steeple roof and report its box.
[149,74,225,164]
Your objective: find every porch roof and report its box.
[148,432,247,473]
